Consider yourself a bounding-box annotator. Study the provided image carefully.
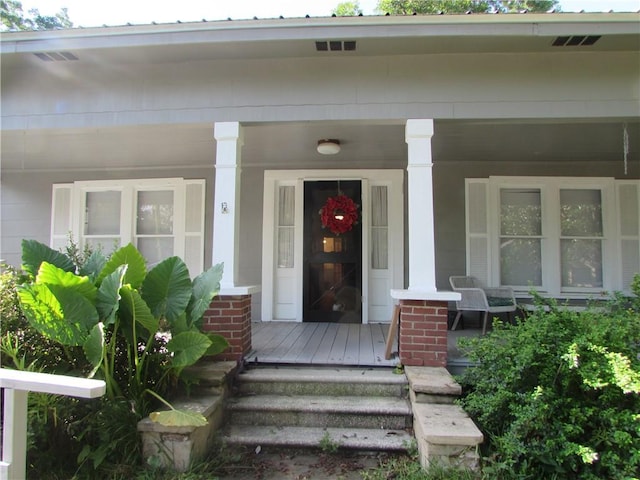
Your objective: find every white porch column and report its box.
[405,119,436,292]
[213,122,243,289]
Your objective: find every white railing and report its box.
[0,369,106,480]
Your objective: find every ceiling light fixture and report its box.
[317,139,340,155]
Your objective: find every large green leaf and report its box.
[142,256,192,324]
[97,243,146,289]
[187,263,223,326]
[171,312,190,335]
[49,284,99,338]
[119,286,158,338]
[204,333,229,357]
[167,331,211,369]
[79,250,107,283]
[149,409,207,427]
[83,322,105,376]
[37,261,97,303]
[17,284,97,346]
[22,239,74,277]
[96,266,127,325]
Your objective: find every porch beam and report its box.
[406,119,436,292]
[213,122,243,289]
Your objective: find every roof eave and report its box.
[1,12,639,52]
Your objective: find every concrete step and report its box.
[227,394,412,429]
[222,425,413,452]
[222,365,412,454]
[235,366,408,397]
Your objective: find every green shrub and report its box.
[0,262,77,372]
[458,276,640,479]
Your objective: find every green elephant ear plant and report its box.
[17,239,228,423]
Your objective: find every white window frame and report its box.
[51,178,205,275]
[469,176,621,298]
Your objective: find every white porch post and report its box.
[391,119,460,368]
[213,122,243,289]
[2,389,28,480]
[405,119,436,291]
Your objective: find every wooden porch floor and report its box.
[246,322,481,368]
[246,322,399,367]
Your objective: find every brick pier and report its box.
[202,294,252,362]
[398,300,449,367]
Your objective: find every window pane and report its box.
[84,237,120,255]
[500,189,541,236]
[500,238,542,286]
[277,186,295,268]
[371,186,388,227]
[137,191,174,235]
[277,227,294,268]
[138,237,174,267]
[561,239,603,288]
[85,191,121,235]
[279,186,295,226]
[371,186,388,270]
[560,189,602,237]
[371,228,388,269]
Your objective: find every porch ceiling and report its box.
[1,119,637,173]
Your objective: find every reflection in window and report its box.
[83,190,121,254]
[85,191,121,235]
[136,190,175,267]
[560,189,603,288]
[137,190,174,235]
[323,237,343,253]
[138,238,174,267]
[499,188,542,286]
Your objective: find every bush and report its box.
[458,277,640,479]
[0,262,77,372]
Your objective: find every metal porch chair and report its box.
[449,275,517,335]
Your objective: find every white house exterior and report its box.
[2,13,638,354]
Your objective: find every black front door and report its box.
[303,180,362,323]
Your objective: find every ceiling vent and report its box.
[552,35,601,47]
[34,51,79,62]
[315,40,356,52]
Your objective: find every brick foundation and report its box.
[398,300,448,367]
[202,294,252,362]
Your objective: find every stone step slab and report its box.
[236,366,408,397]
[227,394,412,429]
[222,425,413,452]
[404,366,462,404]
[413,403,483,446]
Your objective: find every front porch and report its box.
[244,321,480,370]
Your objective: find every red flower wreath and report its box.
[319,194,359,235]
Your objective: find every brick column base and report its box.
[202,294,252,362]
[399,299,448,367]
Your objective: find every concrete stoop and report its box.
[405,366,484,471]
[220,366,414,452]
[137,363,483,473]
